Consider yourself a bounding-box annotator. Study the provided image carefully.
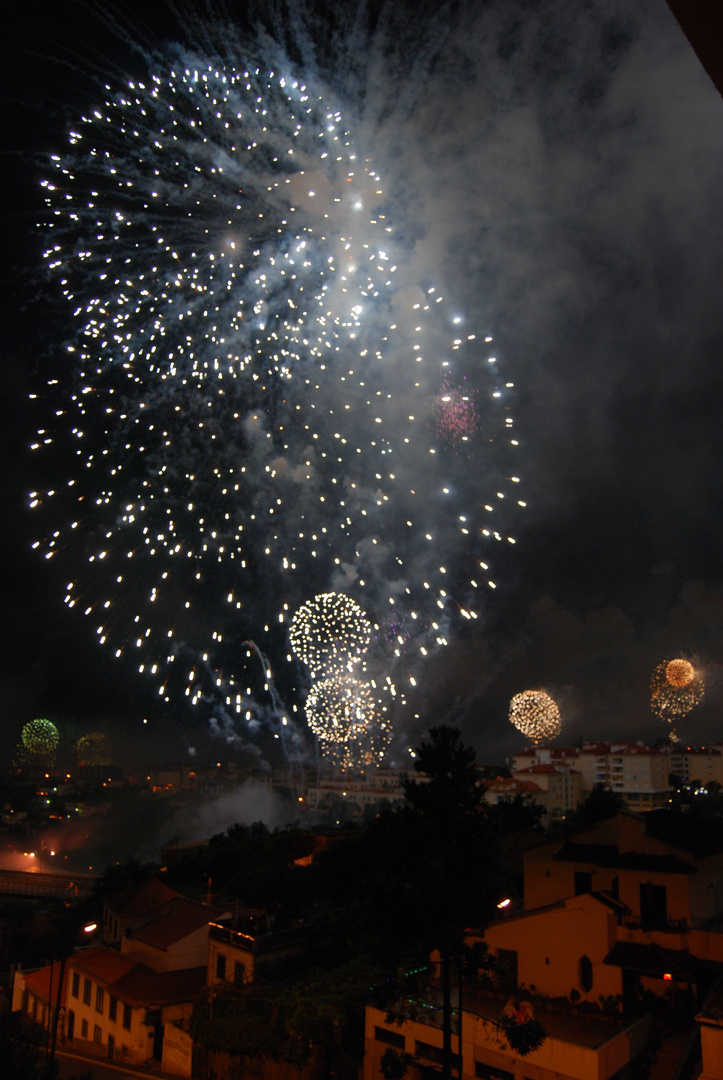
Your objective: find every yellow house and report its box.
[524,812,723,921]
[365,991,652,1080]
[119,894,220,970]
[13,944,203,1075]
[102,875,181,945]
[473,893,625,1006]
[520,811,723,1003]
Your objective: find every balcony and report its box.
[622,915,689,933]
[209,920,309,958]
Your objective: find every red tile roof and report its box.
[69,945,139,984]
[131,896,220,950]
[112,964,207,1006]
[22,959,67,1002]
[104,876,181,920]
[483,777,542,793]
[66,946,205,1007]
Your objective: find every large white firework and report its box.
[28,11,521,758]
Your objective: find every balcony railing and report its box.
[209,921,309,957]
[622,914,723,934]
[393,999,460,1035]
[622,915,688,933]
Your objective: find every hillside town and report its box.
[4,733,723,1080]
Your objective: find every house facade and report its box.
[365,808,723,1080]
[365,993,652,1080]
[13,944,203,1072]
[14,879,224,1076]
[208,911,310,988]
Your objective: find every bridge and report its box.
[0,867,99,900]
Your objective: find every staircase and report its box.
[649,1026,700,1080]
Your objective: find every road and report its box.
[57,1048,167,1080]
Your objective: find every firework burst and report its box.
[650,659,704,724]
[28,11,521,759]
[289,592,372,679]
[76,732,113,767]
[14,718,60,768]
[508,690,561,743]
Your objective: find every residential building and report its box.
[510,744,673,811]
[698,981,723,1080]
[13,944,202,1074]
[522,811,723,1001]
[471,891,627,1005]
[669,748,723,788]
[102,876,182,945]
[482,776,544,807]
[16,879,224,1076]
[365,808,723,1080]
[303,768,409,817]
[510,763,583,822]
[208,910,310,988]
[119,893,222,970]
[12,957,66,1033]
[365,987,652,1080]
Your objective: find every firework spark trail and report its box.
[28,8,522,759]
[243,639,303,763]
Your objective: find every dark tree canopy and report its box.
[570,783,625,828]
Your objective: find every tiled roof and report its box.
[131,896,216,950]
[69,945,139,983]
[606,941,723,978]
[104,876,181,920]
[112,964,207,1006]
[553,841,694,875]
[670,747,722,757]
[590,889,629,915]
[23,959,67,1001]
[643,809,723,859]
[67,946,205,1006]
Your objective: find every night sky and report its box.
[2,0,723,772]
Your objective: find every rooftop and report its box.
[606,941,723,979]
[22,958,66,1001]
[112,963,207,1006]
[104,876,181,921]
[415,986,642,1050]
[67,945,206,1006]
[70,945,139,984]
[553,840,695,875]
[131,895,221,950]
[643,809,723,859]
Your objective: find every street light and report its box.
[45,922,98,1079]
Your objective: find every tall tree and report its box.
[402,726,499,1080]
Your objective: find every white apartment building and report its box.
[510,743,672,811]
[669,747,723,788]
[303,768,409,815]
